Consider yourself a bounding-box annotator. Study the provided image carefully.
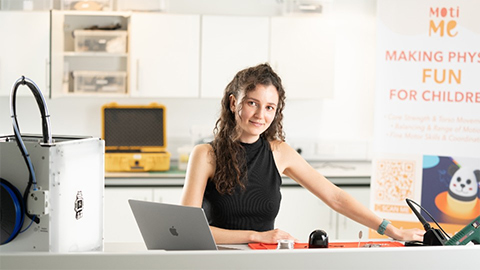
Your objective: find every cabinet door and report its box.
[200,15,269,98]
[276,186,336,242]
[104,187,153,243]
[129,13,200,97]
[0,11,50,97]
[270,16,335,99]
[337,186,370,240]
[153,187,183,204]
[50,10,65,97]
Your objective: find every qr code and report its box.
[374,159,416,203]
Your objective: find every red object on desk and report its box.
[248,241,404,250]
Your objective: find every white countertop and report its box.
[105,161,372,186]
[2,243,479,270]
[310,161,372,177]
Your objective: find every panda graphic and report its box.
[447,164,480,215]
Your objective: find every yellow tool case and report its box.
[102,102,171,172]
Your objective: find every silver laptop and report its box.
[128,199,217,251]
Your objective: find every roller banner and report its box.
[370,0,480,238]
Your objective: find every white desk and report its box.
[1,244,479,270]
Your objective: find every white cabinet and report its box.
[276,186,336,242]
[104,183,369,243]
[51,11,130,97]
[104,187,153,243]
[51,12,200,98]
[200,15,270,98]
[152,187,184,204]
[2,12,337,100]
[104,186,183,243]
[276,185,370,242]
[0,11,50,97]
[270,16,335,99]
[129,13,200,98]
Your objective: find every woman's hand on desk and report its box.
[211,226,297,244]
[387,226,425,242]
[250,228,298,244]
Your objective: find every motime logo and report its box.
[429,6,459,37]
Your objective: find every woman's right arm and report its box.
[180,144,296,244]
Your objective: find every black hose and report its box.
[9,76,52,224]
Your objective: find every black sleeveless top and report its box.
[203,138,282,232]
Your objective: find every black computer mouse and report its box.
[308,229,329,248]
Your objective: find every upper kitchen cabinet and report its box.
[270,16,335,99]
[51,10,130,97]
[200,15,269,98]
[0,11,50,97]
[129,13,200,98]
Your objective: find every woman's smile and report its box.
[249,120,265,127]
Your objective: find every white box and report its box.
[73,71,127,93]
[62,0,112,11]
[0,135,104,252]
[73,30,127,53]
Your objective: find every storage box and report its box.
[74,30,127,53]
[73,71,126,93]
[62,0,112,11]
[102,103,171,172]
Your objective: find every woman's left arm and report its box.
[274,142,424,242]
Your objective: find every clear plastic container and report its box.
[73,71,126,93]
[177,145,192,171]
[61,0,112,11]
[73,30,127,53]
[277,239,294,249]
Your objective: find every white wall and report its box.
[0,0,376,160]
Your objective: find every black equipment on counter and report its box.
[308,229,329,248]
[405,198,447,246]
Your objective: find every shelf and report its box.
[64,52,128,57]
[62,92,128,97]
[58,10,132,17]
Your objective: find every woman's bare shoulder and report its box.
[269,139,295,153]
[191,143,215,162]
[193,143,213,152]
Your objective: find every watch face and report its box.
[377,219,390,235]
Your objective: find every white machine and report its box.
[0,77,104,252]
[0,135,104,252]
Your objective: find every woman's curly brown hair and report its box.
[210,63,286,195]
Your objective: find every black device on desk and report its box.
[406,198,447,246]
[308,229,329,248]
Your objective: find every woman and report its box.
[181,63,424,244]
